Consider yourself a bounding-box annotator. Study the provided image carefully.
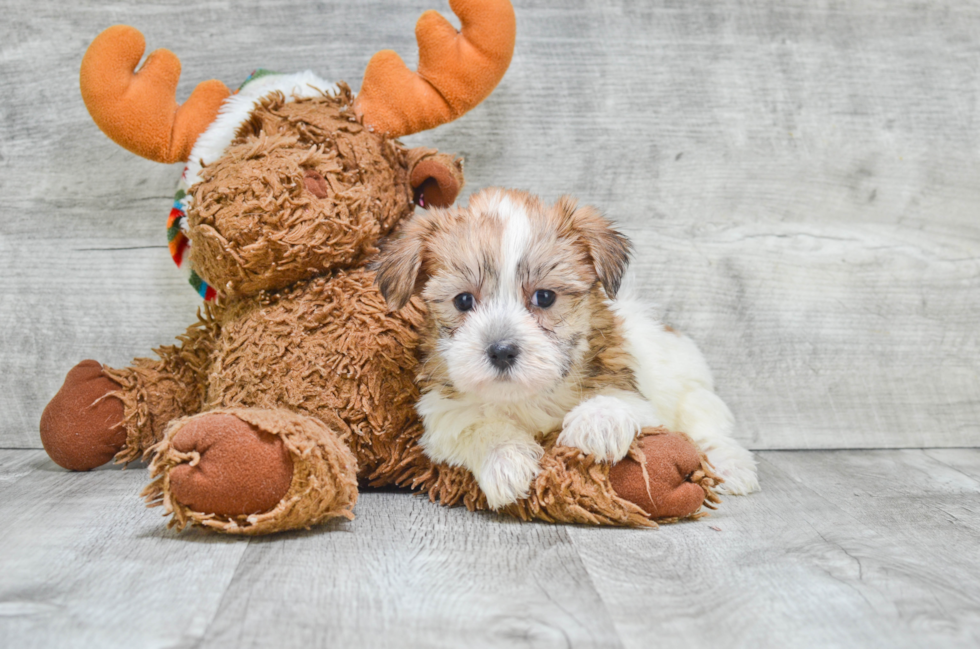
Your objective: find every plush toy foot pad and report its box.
[608,430,718,520]
[40,360,126,471]
[168,413,294,517]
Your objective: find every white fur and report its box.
[495,194,532,300]
[416,394,556,509]
[612,274,760,495]
[439,300,563,402]
[184,71,335,188]
[479,438,544,509]
[558,391,661,462]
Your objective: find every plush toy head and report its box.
[78,0,516,298]
[186,89,450,297]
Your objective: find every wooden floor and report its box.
[1,448,977,648]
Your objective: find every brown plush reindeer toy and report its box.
[41,0,720,534]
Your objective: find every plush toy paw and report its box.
[479,441,543,510]
[608,430,715,520]
[146,408,359,534]
[40,360,126,471]
[167,413,295,517]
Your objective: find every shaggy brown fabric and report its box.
[143,408,358,534]
[167,413,294,517]
[203,269,428,484]
[408,428,719,527]
[505,438,657,527]
[39,360,126,471]
[189,89,414,298]
[102,306,218,464]
[408,435,655,527]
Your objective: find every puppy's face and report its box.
[375,188,630,402]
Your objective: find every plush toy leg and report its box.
[96,357,205,465]
[143,408,359,535]
[40,355,206,470]
[40,314,217,470]
[40,360,127,471]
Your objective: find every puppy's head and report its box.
[374,188,631,402]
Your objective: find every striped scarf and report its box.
[167,177,216,301]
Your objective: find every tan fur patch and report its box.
[550,196,632,298]
[579,286,637,395]
[373,206,468,310]
[393,188,636,405]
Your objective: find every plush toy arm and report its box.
[413,427,720,527]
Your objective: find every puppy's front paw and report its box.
[703,438,760,495]
[479,442,543,510]
[559,395,652,462]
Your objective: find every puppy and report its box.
[374,188,759,509]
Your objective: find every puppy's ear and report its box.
[373,210,444,310]
[555,196,632,298]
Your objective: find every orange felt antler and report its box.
[79,25,231,163]
[354,0,516,137]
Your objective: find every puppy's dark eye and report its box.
[453,293,475,312]
[531,289,556,308]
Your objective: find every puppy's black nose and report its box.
[487,342,520,371]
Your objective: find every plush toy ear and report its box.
[373,209,446,310]
[554,196,632,298]
[409,151,464,209]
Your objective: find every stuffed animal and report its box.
[40,0,720,534]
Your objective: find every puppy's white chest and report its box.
[482,392,577,438]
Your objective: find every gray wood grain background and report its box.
[2,0,978,450]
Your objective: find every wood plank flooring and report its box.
[2,449,978,648]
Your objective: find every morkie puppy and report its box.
[374,188,759,509]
